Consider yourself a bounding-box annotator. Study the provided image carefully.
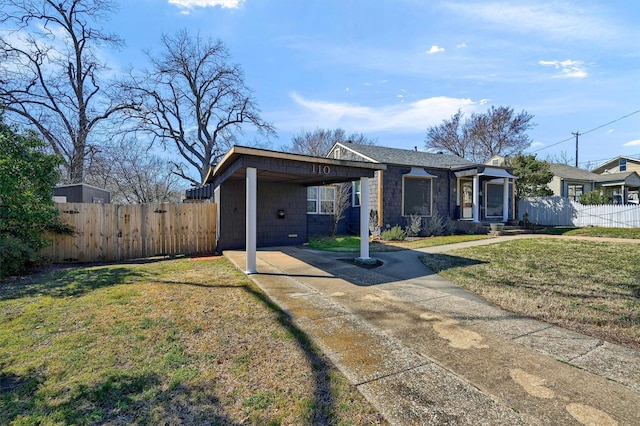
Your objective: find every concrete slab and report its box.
[358,364,531,426]
[571,342,640,394]
[513,325,603,361]
[223,241,640,425]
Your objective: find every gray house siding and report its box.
[379,165,453,229]
[218,180,307,250]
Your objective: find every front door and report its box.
[461,179,473,219]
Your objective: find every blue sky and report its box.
[109,0,639,168]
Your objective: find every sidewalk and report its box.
[224,236,640,425]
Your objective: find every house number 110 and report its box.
[312,164,331,175]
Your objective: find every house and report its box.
[326,142,517,231]
[547,163,600,201]
[186,144,517,266]
[53,183,111,203]
[546,162,640,204]
[591,156,640,174]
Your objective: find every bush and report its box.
[381,225,406,241]
[369,210,381,237]
[423,211,445,236]
[404,215,422,237]
[0,117,62,277]
[579,190,613,205]
[0,236,38,278]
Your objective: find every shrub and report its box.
[369,209,381,237]
[444,218,458,235]
[0,236,38,278]
[423,211,445,236]
[0,117,62,277]
[404,214,422,237]
[381,225,406,241]
[579,190,613,205]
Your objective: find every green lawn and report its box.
[308,234,489,252]
[0,258,386,425]
[420,238,640,350]
[540,226,640,239]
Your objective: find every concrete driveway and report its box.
[224,236,640,425]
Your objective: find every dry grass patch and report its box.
[420,238,640,350]
[0,258,387,425]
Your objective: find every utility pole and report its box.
[572,131,580,168]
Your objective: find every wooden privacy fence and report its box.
[42,202,217,263]
[519,196,640,228]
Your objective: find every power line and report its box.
[531,109,640,154]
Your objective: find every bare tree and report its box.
[86,138,183,204]
[423,110,472,159]
[119,30,276,185]
[425,106,534,163]
[545,151,574,166]
[331,182,351,236]
[289,128,377,157]
[0,0,131,183]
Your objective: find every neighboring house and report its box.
[53,183,111,203]
[546,162,640,204]
[486,155,506,167]
[547,163,599,201]
[326,142,517,232]
[591,156,640,174]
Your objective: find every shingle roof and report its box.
[338,142,474,169]
[548,163,600,181]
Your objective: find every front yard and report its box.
[0,258,386,425]
[420,238,640,350]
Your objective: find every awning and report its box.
[404,167,438,178]
[454,166,517,179]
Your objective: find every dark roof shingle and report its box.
[339,142,474,169]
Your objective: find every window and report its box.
[568,184,583,201]
[333,149,341,159]
[307,186,335,214]
[352,180,361,207]
[484,182,504,218]
[402,177,432,216]
[620,158,627,172]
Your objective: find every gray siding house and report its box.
[326,142,517,233]
[187,143,518,254]
[548,163,640,204]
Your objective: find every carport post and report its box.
[245,167,257,274]
[358,176,371,260]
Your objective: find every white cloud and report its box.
[539,60,588,78]
[277,93,480,133]
[623,139,640,147]
[456,43,467,48]
[168,0,243,12]
[426,45,445,54]
[445,2,617,42]
[530,141,544,148]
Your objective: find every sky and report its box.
[35,1,640,168]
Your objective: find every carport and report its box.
[202,146,386,273]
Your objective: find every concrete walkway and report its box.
[224,236,640,425]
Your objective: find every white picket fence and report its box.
[519,196,640,228]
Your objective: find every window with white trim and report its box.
[307,186,335,214]
[352,180,361,207]
[402,177,432,216]
[484,181,504,218]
